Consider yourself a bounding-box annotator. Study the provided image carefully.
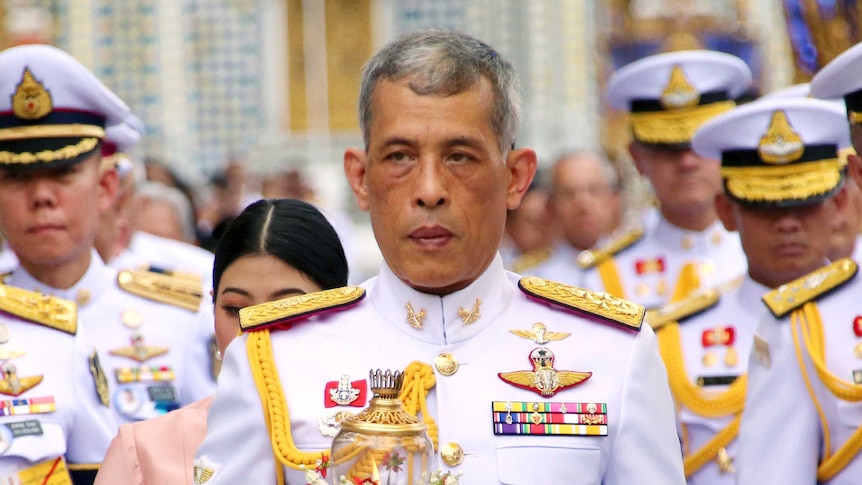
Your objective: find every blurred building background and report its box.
[1,0,857,278]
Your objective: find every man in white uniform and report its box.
[651,96,850,484]
[583,51,751,308]
[194,30,684,485]
[734,40,862,484]
[0,45,215,440]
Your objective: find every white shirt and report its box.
[196,255,685,484]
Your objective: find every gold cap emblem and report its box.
[757,110,805,164]
[12,68,52,120]
[660,65,700,109]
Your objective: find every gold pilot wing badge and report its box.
[661,64,700,109]
[498,346,591,397]
[109,332,169,363]
[0,361,42,396]
[509,322,570,345]
[757,110,805,164]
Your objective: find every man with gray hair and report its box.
[526,150,629,286]
[194,30,683,484]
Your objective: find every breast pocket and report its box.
[496,445,602,485]
[0,418,65,462]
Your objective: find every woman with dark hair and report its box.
[95,198,348,485]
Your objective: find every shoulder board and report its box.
[518,276,644,331]
[762,258,857,318]
[240,286,366,332]
[137,264,203,285]
[646,288,720,331]
[117,269,203,312]
[0,285,77,334]
[512,248,552,274]
[576,227,644,269]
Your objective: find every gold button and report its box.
[681,235,694,250]
[440,442,464,467]
[76,288,91,306]
[435,352,458,376]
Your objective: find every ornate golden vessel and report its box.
[330,369,436,484]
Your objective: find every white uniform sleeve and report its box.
[737,315,819,484]
[66,325,119,464]
[604,324,686,484]
[194,334,278,483]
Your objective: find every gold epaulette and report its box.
[117,269,204,312]
[0,285,77,334]
[762,258,858,318]
[512,248,552,274]
[518,276,644,331]
[576,227,645,269]
[646,288,720,331]
[137,264,203,285]
[240,286,366,332]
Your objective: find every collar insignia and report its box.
[458,298,481,325]
[405,302,426,330]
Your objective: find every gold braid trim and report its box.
[791,303,862,480]
[720,159,845,178]
[0,124,105,141]
[629,101,735,145]
[248,333,438,480]
[0,137,99,165]
[597,259,626,299]
[682,414,741,478]
[724,168,841,204]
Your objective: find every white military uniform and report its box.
[738,259,862,484]
[581,218,745,309]
[652,275,761,484]
[0,286,116,479]
[195,256,685,484]
[7,251,215,425]
[111,231,214,290]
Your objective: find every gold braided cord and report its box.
[720,159,845,178]
[671,262,700,304]
[682,414,741,478]
[597,259,626,299]
[724,169,841,203]
[790,305,833,465]
[247,330,324,472]
[0,123,105,141]
[0,137,99,164]
[657,323,747,417]
[629,101,735,145]
[399,361,439,452]
[791,303,862,481]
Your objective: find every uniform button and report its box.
[440,442,464,466]
[435,352,458,376]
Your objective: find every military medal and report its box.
[681,235,694,251]
[656,278,668,296]
[855,342,862,360]
[109,332,169,363]
[75,288,91,306]
[458,298,481,325]
[636,282,649,298]
[498,347,592,397]
[699,260,716,277]
[324,375,367,407]
[702,326,737,368]
[0,362,42,396]
[405,302,425,329]
[509,322,570,345]
[702,352,718,368]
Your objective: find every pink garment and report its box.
[95,397,212,485]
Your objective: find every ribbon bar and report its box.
[0,396,56,416]
[491,401,607,414]
[493,422,608,436]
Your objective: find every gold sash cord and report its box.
[597,259,626,299]
[791,303,862,481]
[657,322,747,477]
[247,330,439,482]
